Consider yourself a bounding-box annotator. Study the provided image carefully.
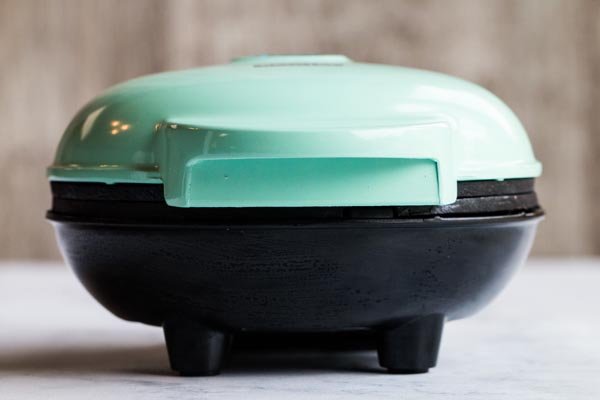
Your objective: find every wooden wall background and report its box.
[0,0,598,259]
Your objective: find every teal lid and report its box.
[48,55,541,207]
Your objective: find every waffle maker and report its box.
[47,55,543,376]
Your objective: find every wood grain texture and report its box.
[0,0,597,259]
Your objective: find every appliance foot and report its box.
[163,319,232,376]
[377,314,445,374]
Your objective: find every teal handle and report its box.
[155,121,457,207]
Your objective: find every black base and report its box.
[49,214,540,375]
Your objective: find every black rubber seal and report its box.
[48,179,541,222]
[51,179,535,202]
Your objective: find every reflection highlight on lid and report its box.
[108,121,132,135]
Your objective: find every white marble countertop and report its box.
[0,258,598,399]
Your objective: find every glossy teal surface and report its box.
[49,55,541,207]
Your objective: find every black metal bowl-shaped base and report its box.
[50,213,540,376]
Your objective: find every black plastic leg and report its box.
[377,314,445,374]
[163,319,232,376]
